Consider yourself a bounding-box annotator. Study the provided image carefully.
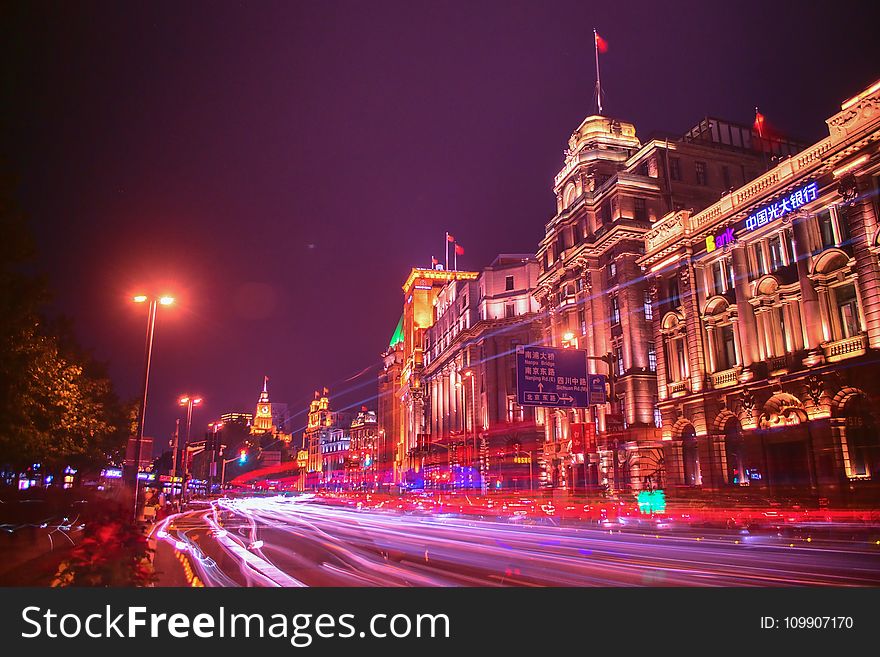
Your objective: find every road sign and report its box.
[516,346,607,407]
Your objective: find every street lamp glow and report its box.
[193,398,203,405]
[179,396,189,405]
[159,296,175,306]
[133,295,148,303]
[563,332,575,342]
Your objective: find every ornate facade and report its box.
[639,79,880,502]
[535,113,798,493]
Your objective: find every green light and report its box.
[637,489,666,514]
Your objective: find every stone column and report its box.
[847,193,880,348]
[731,245,760,368]
[792,214,825,352]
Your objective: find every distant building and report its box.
[302,390,352,490]
[378,321,404,488]
[346,407,379,490]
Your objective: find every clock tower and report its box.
[252,376,274,435]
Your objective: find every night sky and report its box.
[1,1,877,450]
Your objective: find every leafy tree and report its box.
[0,176,132,473]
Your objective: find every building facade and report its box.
[420,255,544,490]
[382,267,480,487]
[535,112,801,493]
[640,79,880,503]
[346,408,379,490]
[302,390,352,490]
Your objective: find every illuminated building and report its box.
[346,407,379,490]
[378,320,404,489]
[535,111,801,493]
[639,78,880,501]
[421,255,543,490]
[302,389,352,490]
[219,412,253,427]
[383,267,480,487]
[249,376,292,444]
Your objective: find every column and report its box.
[792,214,825,351]
[847,193,880,348]
[731,245,760,367]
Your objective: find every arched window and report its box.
[563,182,578,209]
[681,425,701,486]
[844,396,879,478]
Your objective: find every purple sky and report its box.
[1,1,877,451]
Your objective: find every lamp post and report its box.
[178,394,202,500]
[131,294,174,523]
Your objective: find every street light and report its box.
[462,369,481,492]
[178,394,203,500]
[131,294,174,523]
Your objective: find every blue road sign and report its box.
[516,346,606,407]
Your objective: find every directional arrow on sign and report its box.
[558,394,574,404]
[538,382,544,392]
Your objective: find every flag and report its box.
[323,386,329,395]
[754,108,765,138]
[446,233,455,243]
[455,244,464,256]
[431,256,438,267]
[595,32,608,54]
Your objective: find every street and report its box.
[153,496,880,587]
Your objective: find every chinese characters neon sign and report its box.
[745,181,818,232]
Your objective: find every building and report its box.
[302,389,352,490]
[535,111,802,493]
[382,267,480,487]
[346,408,379,490]
[249,376,292,448]
[639,78,880,503]
[378,324,403,489]
[420,255,544,490]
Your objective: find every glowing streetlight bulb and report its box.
[133,295,148,303]
[159,296,175,306]
[179,396,190,405]
[563,332,575,342]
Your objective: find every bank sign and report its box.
[516,345,606,408]
[704,180,818,254]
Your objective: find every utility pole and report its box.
[170,419,181,504]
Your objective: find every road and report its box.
[152,495,880,587]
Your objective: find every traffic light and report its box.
[239,449,247,464]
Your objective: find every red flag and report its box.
[431,256,438,267]
[595,32,608,54]
[454,244,464,256]
[446,233,455,243]
[754,108,765,137]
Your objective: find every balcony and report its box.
[823,334,868,363]
[767,353,792,374]
[667,380,690,397]
[710,367,739,389]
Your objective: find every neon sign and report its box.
[705,226,736,253]
[745,181,818,232]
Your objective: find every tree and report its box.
[0,176,132,474]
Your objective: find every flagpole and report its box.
[454,243,457,271]
[445,232,449,271]
[594,28,603,115]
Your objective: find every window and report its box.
[609,261,617,278]
[722,165,731,190]
[835,285,860,339]
[675,337,689,380]
[670,157,681,181]
[653,402,663,429]
[836,206,851,246]
[505,302,516,318]
[578,308,586,335]
[643,290,653,320]
[818,209,835,249]
[610,296,621,325]
[668,277,681,308]
[615,346,624,377]
[505,275,514,291]
[695,161,708,186]
[711,261,726,296]
[753,243,767,276]
[716,324,737,371]
[648,342,657,372]
[769,235,785,272]
[634,197,647,221]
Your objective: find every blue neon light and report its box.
[745,181,818,232]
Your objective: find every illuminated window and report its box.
[653,403,662,429]
[615,346,624,377]
[835,284,860,339]
[769,235,785,272]
[578,308,586,335]
[610,296,620,325]
[609,261,617,278]
[643,290,653,320]
[752,243,767,276]
[647,342,657,372]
